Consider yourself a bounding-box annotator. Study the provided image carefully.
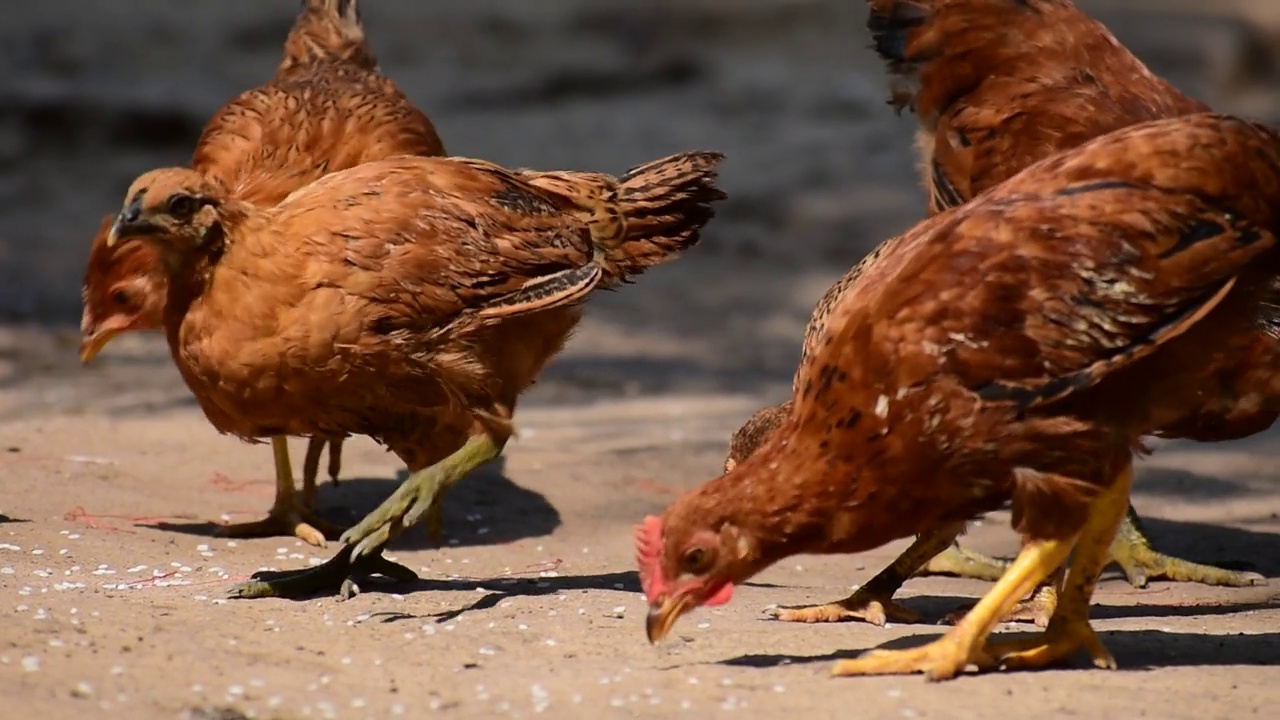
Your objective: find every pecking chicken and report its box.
[640,113,1280,680]
[80,0,446,546]
[717,0,1264,628]
[104,149,725,600]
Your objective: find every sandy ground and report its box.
[3,0,1280,718]
[2,402,1280,720]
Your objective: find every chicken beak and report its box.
[79,327,119,364]
[645,593,691,644]
[105,218,123,248]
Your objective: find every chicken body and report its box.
[724,0,1265,626]
[81,0,446,545]
[641,114,1280,679]
[108,150,725,599]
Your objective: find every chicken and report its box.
[639,113,1280,680]
[104,150,725,600]
[873,0,1268,600]
[716,0,1262,626]
[80,0,446,546]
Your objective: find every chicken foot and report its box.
[227,543,419,600]
[227,434,502,600]
[830,521,1077,680]
[916,543,1010,581]
[1107,506,1263,588]
[985,464,1133,671]
[214,436,345,547]
[769,522,966,625]
[301,436,345,508]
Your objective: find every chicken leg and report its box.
[985,464,1134,670]
[916,543,1010,581]
[769,522,966,625]
[301,436,345,508]
[229,433,503,600]
[214,436,344,547]
[904,507,1261,595]
[830,527,1076,680]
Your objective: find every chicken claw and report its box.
[772,525,965,625]
[832,533,1075,681]
[770,593,921,626]
[215,436,345,547]
[228,544,418,600]
[941,571,1061,628]
[1107,508,1264,588]
[343,434,502,560]
[214,506,341,548]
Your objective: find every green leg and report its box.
[228,434,503,600]
[1108,506,1263,588]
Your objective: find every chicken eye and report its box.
[681,547,710,573]
[166,194,198,219]
[109,289,132,308]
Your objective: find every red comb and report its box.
[634,515,666,603]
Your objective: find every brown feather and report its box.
[654,114,1280,610]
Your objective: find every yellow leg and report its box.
[771,523,966,625]
[215,436,344,547]
[941,567,1062,628]
[986,464,1134,671]
[831,533,1074,681]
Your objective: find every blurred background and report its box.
[2,0,1279,420]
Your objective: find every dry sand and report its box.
[3,1,1280,718]
[1,402,1279,719]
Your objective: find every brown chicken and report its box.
[80,0,446,546]
[640,113,1280,680]
[717,0,1263,627]
[104,149,725,600]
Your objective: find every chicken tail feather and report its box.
[281,0,375,74]
[522,151,727,283]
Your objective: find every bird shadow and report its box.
[324,569,642,622]
[716,627,1280,671]
[0,513,28,524]
[148,455,563,550]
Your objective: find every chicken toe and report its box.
[228,544,418,600]
[772,524,964,626]
[216,436,345,547]
[832,531,1074,681]
[1107,508,1263,588]
[214,506,341,548]
[942,571,1062,628]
